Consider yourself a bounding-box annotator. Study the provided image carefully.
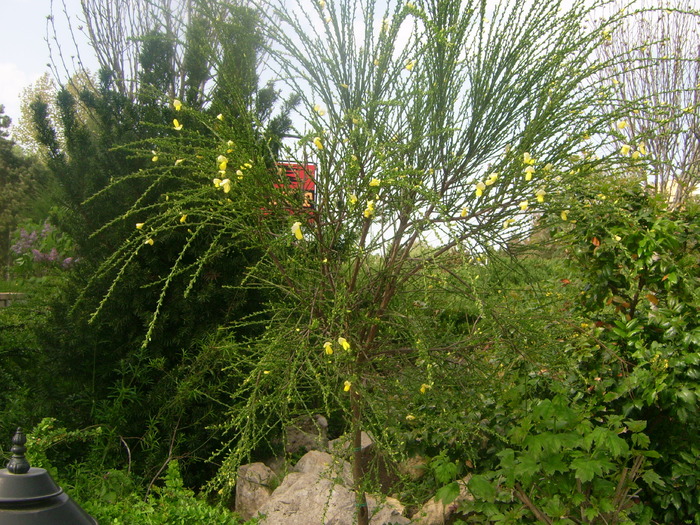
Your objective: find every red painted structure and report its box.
[275,162,316,210]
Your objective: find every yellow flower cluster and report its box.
[213,178,231,193]
[620,142,646,159]
[322,337,351,355]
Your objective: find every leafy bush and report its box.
[545,176,700,523]
[17,419,242,525]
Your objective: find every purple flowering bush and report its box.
[10,220,77,278]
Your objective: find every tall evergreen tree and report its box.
[29,0,297,484]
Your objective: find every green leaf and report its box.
[624,420,647,433]
[570,457,608,483]
[677,388,696,404]
[468,475,497,503]
[641,469,665,487]
[436,482,461,505]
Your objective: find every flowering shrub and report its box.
[10,220,77,278]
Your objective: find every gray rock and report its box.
[256,450,409,525]
[285,414,329,454]
[235,462,277,520]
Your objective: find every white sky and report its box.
[0,0,92,129]
[0,0,611,135]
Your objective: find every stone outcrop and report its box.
[234,462,277,520]
[234,426,471,524]
[252,450,409,525]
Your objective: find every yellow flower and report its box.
[638,142,647,156]
[180,214,187,224]
[503,218,516,228]
[419,383,431,394]
[475,181,486,197]
[217,113,224,121]
[343,380,352,392]
[173,99,182,111]
[313,136,323,150]
[460,207,468,218]
[136,223,144,229]
[617,120,627,130]
[561,210,569,221]
[291,221,303,240]
[227,140,234,147]
[405,414,416,421]
[631,150,640,160]
[173,119,183,130]
[519,200,529,211]
[364,200,375,218]
[523,152,535,165]
[405,60,416,71]
[535,188,546,203]
[323,341,333,355]
[374,58,380,66]
[338,337,350,351]
[236,169,244,180]
[620,144,631,156]
[213,178,222,187]
[369,178,381,187]
[349,193,358,205]
[145,238,154,246]
[314,104,326,116]
[318,0,326,8]
[151,150,158,162]
[485,172,498,186]
[524,166,535,181]
[220,179,231,193]
[174,158,184,166]
[217,155,228,171]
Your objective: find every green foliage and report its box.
[21,0,297,492]
[16,419,241,525]
[82,460,241,525]
[459,377,655,523]
[544,175,700,523]
[0,105,53,278]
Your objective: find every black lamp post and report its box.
[0,428,97,524]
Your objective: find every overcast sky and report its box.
[0,0,92,129]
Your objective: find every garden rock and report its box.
[256,450,409,524]
[411,475,473,525]
[235,462,277,520]
[285,414,329,454]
